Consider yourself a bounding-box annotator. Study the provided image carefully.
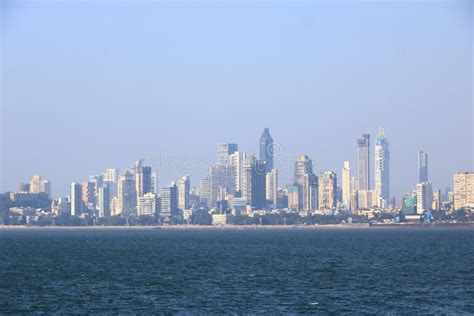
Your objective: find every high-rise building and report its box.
[29,175,42,193]
[81,182,96,211]
[41,180,51,198]
[259,128,274,171]
[357,133,370,191]
[117,171,137,216]
[287,186,299,211]
[251,160,267,209]
[294,155,318,211]
[58,197,71,216]
[342,161,351,210]
[160,184,178,217]
[217,143,238,166]
[418,151,429,183]
[199,177,212,208]
[453,172,474,210]
[374,128,390,207]
[357,189,379,209]
[230,151,255,202]
[70,182,82,216]
[29,175,51,198]
[89,175,104,197]
[134,160,152,199]
[318,171,337,209]
[97,182,111,217]
[177,175,190,211]
[211,164,235,206]
[432,189,441,211]
[416,182,433,214]
[265,169,278,209]
[137,192,157,216]
[104,168,118,199]
[151,172,159,194]
[19,183,30,192]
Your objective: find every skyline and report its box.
[1,1,473,198]
[4,127,468,205]
[1,126,470,200]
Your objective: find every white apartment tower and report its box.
[342,161,351,210]
[265,169,278,209]
[374,128,390,207]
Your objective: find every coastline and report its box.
[1,223,472,230]
[0,224,371,230]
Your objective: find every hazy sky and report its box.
[1,1,473,199]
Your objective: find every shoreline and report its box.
[0,223,472,230]
[0,224,372,230]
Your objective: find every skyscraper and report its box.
[89,175,104,197]
[29,175,42,193]
[416,182,432,214]
[217,143,238,166]
[117,171,137,216]
[230,151,255,202]
[134,160,152,198]
[342,161,351,210]
[418,151,428,183]
[357,134,370,191]
[318,171,337,209]
[29,175,51,198]
[259,128,274,171]
[265,169,278,209]
[251,160,267,209]
[97,182,111,217]
[160,184,178,217]
[211,164,235,206]
[374,128,390,207]
[104,168,118,199]
[453,172,474,210]
[287,186,299,211]
[294,155,318,211]
[151,172,159,194]
[199,176,212,208]
[81,181,96,211]
[177,175,190,211]
[70,182,82,216]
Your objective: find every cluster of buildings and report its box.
[1,128,473,225]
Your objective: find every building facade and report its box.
[117,171,137,216]
[259,128,274,171]
[374,128,390,207]
[177,175,190,211]
[318,171,337,209]
[453,172,474,210]
[342,161,351,210]
[418,151,429,183]
[294,155,318,211]
[357,133,370,191]
[416,182,433,214]
[265,169,278,209]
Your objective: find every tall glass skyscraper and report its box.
[357,133,370,191]
[259,128,274,171]
[375,128,390,207]
[418,151,428,183]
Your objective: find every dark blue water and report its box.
[1,228,473,314]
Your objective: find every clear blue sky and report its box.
[1,1,472,199]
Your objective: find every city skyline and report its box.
[1,1,472,200]
[1,127,472,201]
[1,2,473,314]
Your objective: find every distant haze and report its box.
[1,1,472,198]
